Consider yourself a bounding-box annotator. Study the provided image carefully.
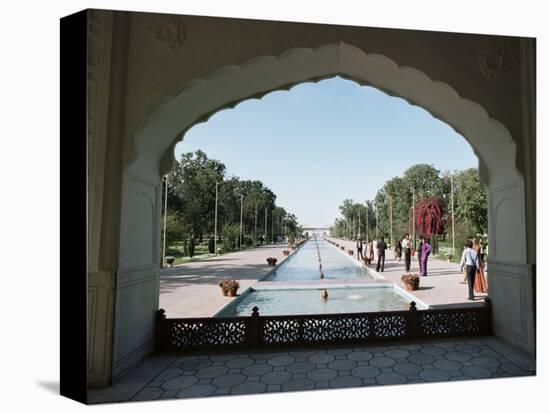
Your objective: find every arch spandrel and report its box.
[128,42,521,189]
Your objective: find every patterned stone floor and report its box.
[88,336,535,403]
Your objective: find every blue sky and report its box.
[175,77,477,226]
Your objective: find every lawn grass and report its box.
[163,240,261,267]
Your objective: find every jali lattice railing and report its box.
[155,299,491,353]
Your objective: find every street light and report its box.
[239,194,244,250]
[411,186,416,250]
[450,173,455,256]
[389,195,393,246]
[162,174,168,267]
[264,207,267,246]
[254,200,258,244]
[365,201,369,243]
[214,181,219,255]
[375,202,379,239]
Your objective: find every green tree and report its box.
[162,150,300,258]
[403,164,449,200]
[160,211,185,250]
[168,150,226,240]
[221,223,240,252]
[452,168,487,235]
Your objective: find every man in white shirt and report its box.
[459,240,480,300]
[459,242,468,284]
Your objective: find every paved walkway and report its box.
[88,335,535,403]
[327,237,488,308]
[160,244,291,317]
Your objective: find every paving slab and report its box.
[89,336,535,404]
[159,243,291,317]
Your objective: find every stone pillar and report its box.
[487,177,535,354]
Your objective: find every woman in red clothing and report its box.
[472,238,488,293]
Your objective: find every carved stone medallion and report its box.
[478,46,510,80]
[148,15,187,52]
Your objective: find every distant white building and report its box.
[302,225,331,237]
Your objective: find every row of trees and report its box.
[162,150,301,253]
[330,164,487,247]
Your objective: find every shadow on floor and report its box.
[36,381,59,395]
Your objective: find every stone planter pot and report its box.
[220,287,229,296]
[404,279,420,291]
[227,287,239,297]
[340,246,345,250]
[348,250,354,256]
[282,250,290,256]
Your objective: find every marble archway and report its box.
[112,42,533,382]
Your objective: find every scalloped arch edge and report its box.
[129,42,521,188]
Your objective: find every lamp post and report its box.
[162,175,168,267]
[254,201,258,244]
[240,194,244,250]
[264,207,267,246]
[451,173,455,256]
[214,181,219,255]
[271,209,274,244]
[389,195,393,246]
[411,186,416,250]
[365,201,369,243]
[375,202,379,239]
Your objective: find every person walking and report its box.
[472,238,488,293]
[416,237,422,268]
[460,240,480,300]
[356,238,364,261]
[366,240,374,264]
[394,239,402,261]
[376,235,387,272]
[402,233,412,272]
[459,241,468,284]
[419,236,433,276]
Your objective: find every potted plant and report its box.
[266,257,278,266]
[340,246,345,250]
[226,279,240,296]
[348,249,354,256]
[446,253,453,262]
[282,250,290,256]
[218,279,240,296]
[401,273,420,291]
[165,256,175,267]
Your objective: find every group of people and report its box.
[355,236,388,272]
[354,232,487,301]
[356,233,433,275]
[395,233,433,276]
[459,238,488,300]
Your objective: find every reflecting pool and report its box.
[263,239,374,281]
